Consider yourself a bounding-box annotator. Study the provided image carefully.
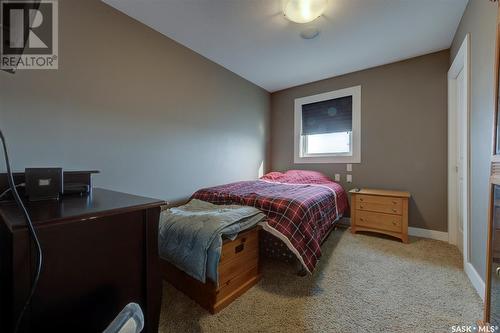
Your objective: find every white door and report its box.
[456,68,467,256]
[448,34,470,282]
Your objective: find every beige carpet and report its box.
[159,228,482,333]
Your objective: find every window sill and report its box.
[294,155,361,164]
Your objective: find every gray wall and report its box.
[451,0,498,281]
[271,50,450,232]
[0,0,270,202]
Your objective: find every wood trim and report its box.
[485,1,500,323]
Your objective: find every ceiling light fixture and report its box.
[283,0,328,24]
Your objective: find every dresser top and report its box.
[0,188,166,231]
[349,188,411,198]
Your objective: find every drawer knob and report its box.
[392,201,398,205]
[496,267,500,278]
[392,209,397,212]
[360,198,364,202]
[392,221,397,225]
[360,205,364,209]
[235,244,245,254]
[360,218,364,222]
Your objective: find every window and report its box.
[294,86,361,163]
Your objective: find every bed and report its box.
[191,170,349,274]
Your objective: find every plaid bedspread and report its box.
[191,179,348,273]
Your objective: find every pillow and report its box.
[260,171,285,181]
[261,170,332,184]
[283,170,332,183]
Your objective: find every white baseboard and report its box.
[464,262,485,300]
[408,227,449,242]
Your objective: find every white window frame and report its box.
[294,85,361,164]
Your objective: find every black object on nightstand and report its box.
[25,168,63,201]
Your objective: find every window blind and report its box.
[301,96,353,135]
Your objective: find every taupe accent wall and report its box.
[451,0,498,281]
[270,50,450,232]
[0,0,270,202]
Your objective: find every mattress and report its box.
[191,170,349,273]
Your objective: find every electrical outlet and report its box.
[346,174,352,183]
[334,174,340,182]
[347,164,352,172]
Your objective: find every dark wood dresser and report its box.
[0,188,165,333]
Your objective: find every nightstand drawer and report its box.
[356,210,402,232]
[356,195,402,215]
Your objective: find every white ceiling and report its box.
[103,0,468,92]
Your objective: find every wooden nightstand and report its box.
[349,189,410,243]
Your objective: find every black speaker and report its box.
[25,168,63,201]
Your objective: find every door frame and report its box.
[448,33,471,267]
[485,3,500,323]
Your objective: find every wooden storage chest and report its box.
[160,227,261,314]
